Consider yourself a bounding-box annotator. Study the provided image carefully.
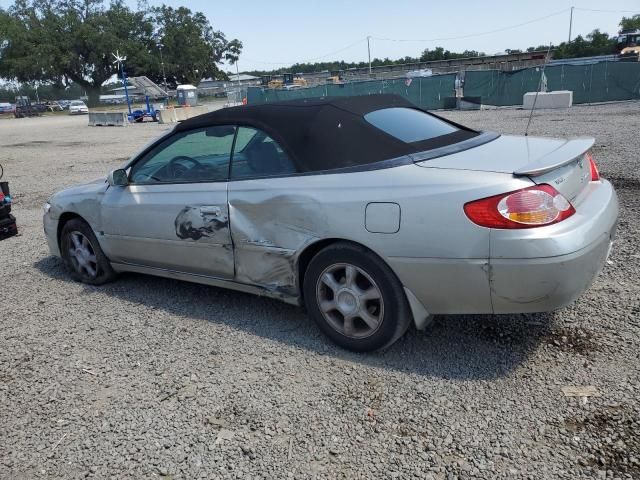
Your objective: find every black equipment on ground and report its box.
[0,164,17,239]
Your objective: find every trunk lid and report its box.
[414,134,594,200]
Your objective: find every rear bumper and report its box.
[392,179,618,316]
[489,179,618,313]
[490,231,613,313]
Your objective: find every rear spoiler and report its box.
[513,137,595,177]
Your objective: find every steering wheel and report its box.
[168,155,202,178]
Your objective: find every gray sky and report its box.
[2,0,638,72]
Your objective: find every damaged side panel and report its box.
[227,164,495,308]
[228,192,326,301]
[100,182,235,278]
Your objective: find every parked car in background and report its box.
[43,95,618,352]
[58,100,71,110]
[0,103,14,114]
[69,100,89,115]
[45,101,64,112]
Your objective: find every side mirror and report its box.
[107,169,129,186]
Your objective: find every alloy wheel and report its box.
[67,231,99,278]
[315,263,384,339]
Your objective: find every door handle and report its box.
[200,206,222,216]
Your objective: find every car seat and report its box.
[247,142,281,176]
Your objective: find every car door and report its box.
[227,126,305,292]
[100,125,236,278]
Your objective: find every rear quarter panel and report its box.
[228,162,532,311]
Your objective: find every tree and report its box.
[0,1,242,105]
[0,0,155,106]
[420,47,445,62]
[223,38,243,81]
[553,29,615,59]
[152,5,242,86]
[620,15,640,31]
[420,47,484,62]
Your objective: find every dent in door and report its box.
[229,194,327,300]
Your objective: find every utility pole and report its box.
[158,43,169,103]
[236,60,241,103]
[568,6,574,43]
[367,36,372,76]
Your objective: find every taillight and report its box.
[586,152,600,181]
[464,184,575,229]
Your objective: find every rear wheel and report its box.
[60,218,116,285]
[303,242,411,352]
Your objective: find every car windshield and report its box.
[364,107,459,143]
[71,101,85,106]
[620,34,640,46]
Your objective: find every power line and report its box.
[242,38,366,66]
[240,6,636,70]
[573,7,639,14]
[371,8,570,43]
[304,38,367,62]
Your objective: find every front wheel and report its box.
[60,218,116,285]
[303,242,412,352]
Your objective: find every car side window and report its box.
[231,127,296,179]
[129,126,235,184]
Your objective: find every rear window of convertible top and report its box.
[364,107,459,143]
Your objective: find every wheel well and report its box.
[56,212,83,248]
[296,238,387,300]
[296,238,427,330]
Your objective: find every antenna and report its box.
[525,43,552,137]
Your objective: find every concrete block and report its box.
[88,111,128,126]
[523,90,573,109]
[158,105,209,124]
[157,108,177,124]
[458,97,483,110]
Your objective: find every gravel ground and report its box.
[0,103,638,479]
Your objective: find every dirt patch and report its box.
[4,140,51,147]
[604,175,640,191]
[469,314,552,348]
[55,141,88,147]
[545,327,599,355]
[563,405,640,476]
[3,140,87,148]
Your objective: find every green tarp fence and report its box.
[247,62,640,108]
[464,61,640,106]
[247,74,457,110]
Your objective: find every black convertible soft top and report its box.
[177,94,479,173]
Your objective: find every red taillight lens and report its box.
[586,152,600,181]
[464,184,575,229]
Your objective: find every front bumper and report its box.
[43,212,60,257]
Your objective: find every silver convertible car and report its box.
[44,95,618,351]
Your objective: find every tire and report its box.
[303,242,412,352]
[60,218,116,285]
